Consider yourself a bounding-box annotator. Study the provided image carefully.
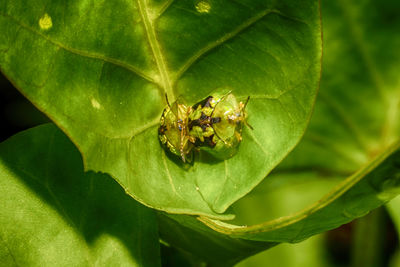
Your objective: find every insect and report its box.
[158,95,195,162]
[188,89,251,159]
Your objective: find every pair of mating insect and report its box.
[158,90,252,162]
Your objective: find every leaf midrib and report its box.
[137,0,175,101]
[173,8,279,82]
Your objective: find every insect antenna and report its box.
[165,93,171,108]
[243,96,250,109]
[244,120,254,130]
[242,96,254,130]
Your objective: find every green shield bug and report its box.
[158,95,195,162]
[188,89,251,159]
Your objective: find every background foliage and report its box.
[0,0,399,266]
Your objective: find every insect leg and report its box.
[165,93,171,109]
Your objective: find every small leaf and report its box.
[0,0,322,216]
[0,124,160,266]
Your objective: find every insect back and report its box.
[188,89,251,159]
[158,96,194,163]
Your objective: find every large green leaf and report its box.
[276,0,400,174]
[171,143,400,241]
[0,124,160,266]
[199,0,400,239]
[157,168,339,265]
[0,0,321,216]
[157,0,400,263]
[157,107,400,266]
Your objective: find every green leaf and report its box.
[166,143,399,263]
[0,124,160,267]
[387,196,400,240]
[198,0,400,241]
[158,213,273,267]
[230,171,343,225]
[157,0,400,262]
[157,171,339,266]
[0,0,322,216]
[282,0,400,172]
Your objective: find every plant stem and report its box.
[351,207,386,267]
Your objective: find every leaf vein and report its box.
[137,0,174,100]
[131,119,159,138]
[156,0,175,18]
[247,129,268,156]
[174,8,279,82]
[318,92,371,153]
[212,160,230,208]
[0,12,156,84]
[161,151,178,195]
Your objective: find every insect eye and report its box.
[211,117,221,124]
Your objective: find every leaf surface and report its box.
[276,0,400,174]
[0,124,160,267]
[199,0,400,240]
[201,143,400,242]
[157,213,272,267]
[158,0,400,263]
[0,0,321,216]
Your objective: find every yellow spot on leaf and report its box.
[91,98,101,109]
[39,13,52,30]
[195,0,211,13]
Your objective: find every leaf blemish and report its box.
[195,0,211,13]
[39,13,52,30]
[91,98,101,109]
